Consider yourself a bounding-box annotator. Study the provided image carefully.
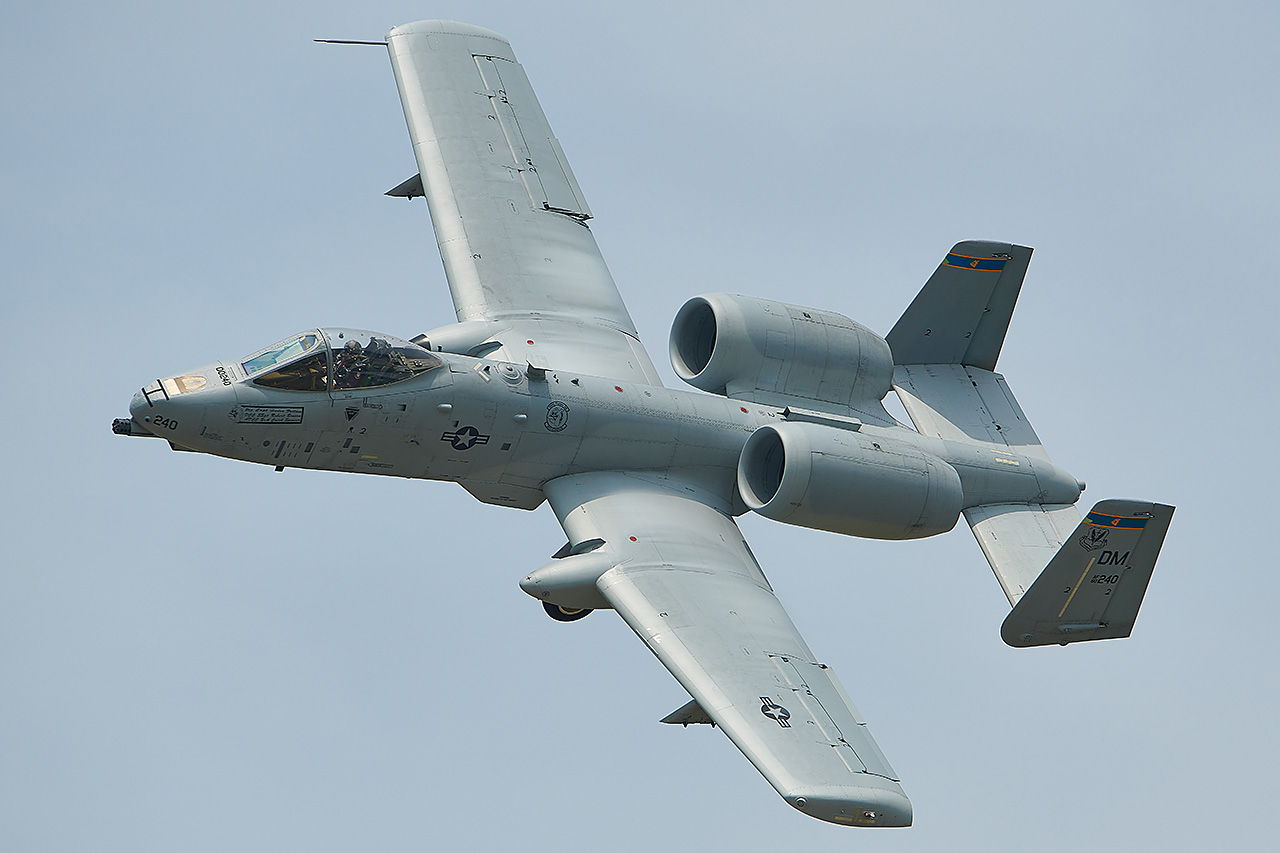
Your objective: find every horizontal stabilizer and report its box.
[965,503,1083,605]
[894,364,1050,461]
[1001,500,1174,647]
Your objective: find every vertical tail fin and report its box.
[886,240,1032,371]
[1000,501,1175,647]
[887,240,1046,459]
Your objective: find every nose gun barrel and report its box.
[112,417,162,438]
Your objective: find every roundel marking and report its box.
[759,697,792,728]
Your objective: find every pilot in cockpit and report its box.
[334,339,368,388]
[244,330,441,393]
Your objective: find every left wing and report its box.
[385,21,661,384]
[543,471,912,827]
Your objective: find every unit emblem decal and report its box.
[1079,527,1109,552]
[544,401,570,432]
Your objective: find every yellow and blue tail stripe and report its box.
[1083,510,1149,529]
[942,252,1009,272]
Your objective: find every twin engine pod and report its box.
[668,292,962,540]
[737,422,963,540]
[668,293,894,412]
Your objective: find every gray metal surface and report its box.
[886,240,1032,370]
[544,471,911,827]
[893,364,1050,461]
[964,503,1083,604]
[1001,500,1174,646]
[386,21,661,384]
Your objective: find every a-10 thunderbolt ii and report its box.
[115,20,1174,828]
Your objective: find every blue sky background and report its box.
[4,2,1277,850]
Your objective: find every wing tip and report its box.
[785,782,913,827]
[387,19,510,44]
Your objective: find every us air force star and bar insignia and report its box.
[760,697,792,728]
[441,425,490,451]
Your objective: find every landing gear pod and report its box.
[520,551,613,613]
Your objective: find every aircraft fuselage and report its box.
[123,345,1079,519]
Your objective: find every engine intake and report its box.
[737,423,963,540]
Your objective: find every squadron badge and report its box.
[544,401,570,432]
[1079,527,1109,551]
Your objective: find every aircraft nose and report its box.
[126,367,232,438]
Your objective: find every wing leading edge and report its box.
[543,471,911,827]
[386,20,661,384]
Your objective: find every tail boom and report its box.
[888,241,1174,647]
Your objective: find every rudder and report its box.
[1001,500,1175,647]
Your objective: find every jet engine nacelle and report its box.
[668,294,894,410]
[737,423,963,540]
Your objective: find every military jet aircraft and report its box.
[115,20,1173,828]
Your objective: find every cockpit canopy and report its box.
[241,329,442,392]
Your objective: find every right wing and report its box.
[543,471,911,827]
[385,21,661,384]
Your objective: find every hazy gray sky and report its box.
[4,2,1277,850]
